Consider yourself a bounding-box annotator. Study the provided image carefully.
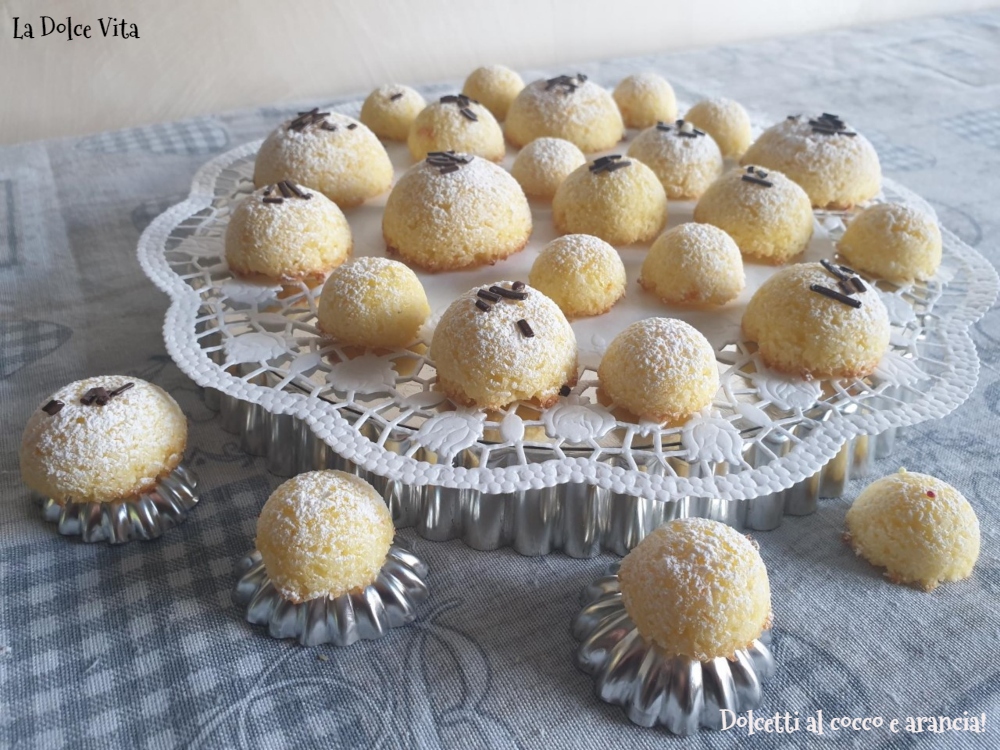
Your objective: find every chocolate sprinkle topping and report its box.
[459,107,478,121]
[590,155,631,174]
[441,94,473,107]
[477,289,501,303]
[516,319,535,338]
[320,122,338,132]
[838,279,855,296]
[263,196,284,204]
[850,276,867,294]
[512,280,525,291]
[559,385,571,397]
[741,174,773,187]
[347,123,357,129]
[263,185,273,196]
[109,382,135,398]
[808,113,856,137]
[390,92,404,101]
[490,285,527,300]
[80,387,111,406]
[42,400,64,416]
[289,108,332,131]
[656,121,671,131]
[426,151,472,175]
[809,283,862,308]
[820,258,851,281]
[475,299,491,312]
[284,180,311,199]
[545,74,586,94]
[277,181,293,198]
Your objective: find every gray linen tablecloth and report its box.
[2,10,1000,749]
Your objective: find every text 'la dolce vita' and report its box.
[13,17,139,40]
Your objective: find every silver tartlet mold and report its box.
[207,387,897,557]
[39,463,199,544]
[232,536,429,647]
[572,562,775,735]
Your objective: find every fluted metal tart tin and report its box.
[39,463,199,544]
[572,562,775,734]
[232,537,429,647]
[207,386,894,557]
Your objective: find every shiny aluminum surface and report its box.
[232,538,429,647]
[39,463,199,544]
[572,562,775,735]
[210,388,896,556]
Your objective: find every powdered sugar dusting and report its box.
[430,282,577,407]
[619,517,771,659]
[20,376,187,502]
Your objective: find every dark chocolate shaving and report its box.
[516,319,535,338]
[284,181,310,199]
[277,181,293,198]
[320,122,338,132]
[741,174,773,187]
[477,289,501,303]
[426,150,471,174]
[263,185,273,196]
[656,121,671,131]
[545,74,586,93]
[809,283,862,308]
[838,279,855,296]
[347,123,357,129]
[490,285,527,300]
[390,92,404,101]
[475,299,491,312]
[441,94,472,107]
[108,382,135,398]
[820,258,851,281]
[850,277,867,294]
[42,400,64,416]
[80,387,111,406]
[512,281,525,291]
[559,385,571,397]
[590,155,631,174]
[289,108,332,131]
[263,197,284,204]
[459,107,478,121]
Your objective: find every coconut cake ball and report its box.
[383,153,531,271]
[462,65,525,120]
[553,156,667,245]
[510,137,586,201]
[837,202,942,283]
[317,257,430,348]
[505,74,624,153]
[640,223,745,306]
[254,109,393,208]
[619,518,772,660]
[256,471,395,603]
[845,470,979,591]
[626,120,723,200]
[430,282,578,409]
[741,113,881,209]
[612,72,678,130]
[225,183,352,283]
[20,376,188,504]
[684,97,753,159]
[742,261,890,379]
[360,84,426,141]
[599,318,719,422]
[407,95,505,162]
[694,165,814,264]
[529,235,627,318]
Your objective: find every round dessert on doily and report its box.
[138,94,997,516]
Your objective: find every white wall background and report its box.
[1,0,997,144]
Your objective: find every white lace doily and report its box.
[138,105,997,503]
